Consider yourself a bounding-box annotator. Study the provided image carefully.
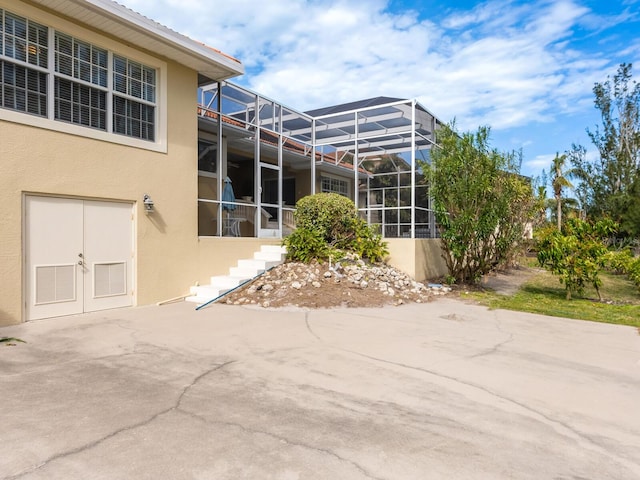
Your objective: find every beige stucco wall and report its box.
[0,1,259,325]
[0,57,196,325]
[386,239,448,282]
[283,168,311,204]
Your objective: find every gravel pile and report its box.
[222,256,451,308]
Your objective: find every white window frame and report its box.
[0,3,167,153]
[197,131,218,178]
[320,174,350,197]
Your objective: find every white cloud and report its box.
[585,148,601,162]
[523,148,602,173]
[120,0,630,134]
[524,153,557,170]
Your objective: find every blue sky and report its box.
[123,0,640,179]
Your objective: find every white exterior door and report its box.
[82,200,134,313]
[25,196,134,321]
[25,197,84,320]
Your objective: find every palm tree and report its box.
[535,184,548,226]
[547,197,581,226]
[551,153,574,229]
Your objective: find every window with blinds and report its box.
[113,55,155,141]
[0,11,48,116]
[0,8,157,142]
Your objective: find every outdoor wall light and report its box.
[143,194,155,213]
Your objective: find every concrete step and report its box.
[185,282,236,306]
[229,265,265,278]
[237,258,281,270]
[189,284,231,298]
[185,244,287,306]
[253,250,286,262]
[209,275,251,288]
[260,245,288,254]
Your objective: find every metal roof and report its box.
[200,82,442,161]
[305,97,405,117]
[30,0,244,84]
[308,98,439,157]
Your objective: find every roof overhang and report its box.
[316,161,370,180]
[28,0,244,84]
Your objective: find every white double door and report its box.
[25,196,134,321]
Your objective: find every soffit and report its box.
[28,0,244,83]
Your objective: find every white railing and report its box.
[197,199,271,237]
[198,199,438,239]
[282,207,296,229]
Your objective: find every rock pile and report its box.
[222,256,451,308]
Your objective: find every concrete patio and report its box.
[1,299,639,479]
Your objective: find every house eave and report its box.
[28,0,244,82]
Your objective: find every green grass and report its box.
[468,270,640,328]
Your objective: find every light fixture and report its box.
[143,194,155,213]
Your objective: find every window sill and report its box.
[0,108,167,153]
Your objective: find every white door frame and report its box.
[258,162,281,238]
[23,194,135,321]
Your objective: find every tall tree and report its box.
[550,153,574,229]
[570,63,640,235]
[589,63,640,197]
[565,144,592,220]
[423,123,535,284]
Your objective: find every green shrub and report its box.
[283,228,335,263]
[536,218,617,300]
[294,193,358,245]
[627,257,640,291]
[351,218,389,262]
[605,249,634,274]
[603,248,640,293]
[284,193,388,263]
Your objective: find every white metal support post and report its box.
[411,100,416,239]
[430,115,437,237]
[254,95,261,235]
[311,120,316,195]
[278,106,283,235]
[366,176,371,225]
[354,112,359,211]
[216,81,223,237]
[397,170,400,235]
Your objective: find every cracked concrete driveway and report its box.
[1,299,639,479]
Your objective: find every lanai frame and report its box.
[198,81,442,239]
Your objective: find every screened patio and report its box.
[196,81,442,239]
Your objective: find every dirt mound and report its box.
[221,257,451,308]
